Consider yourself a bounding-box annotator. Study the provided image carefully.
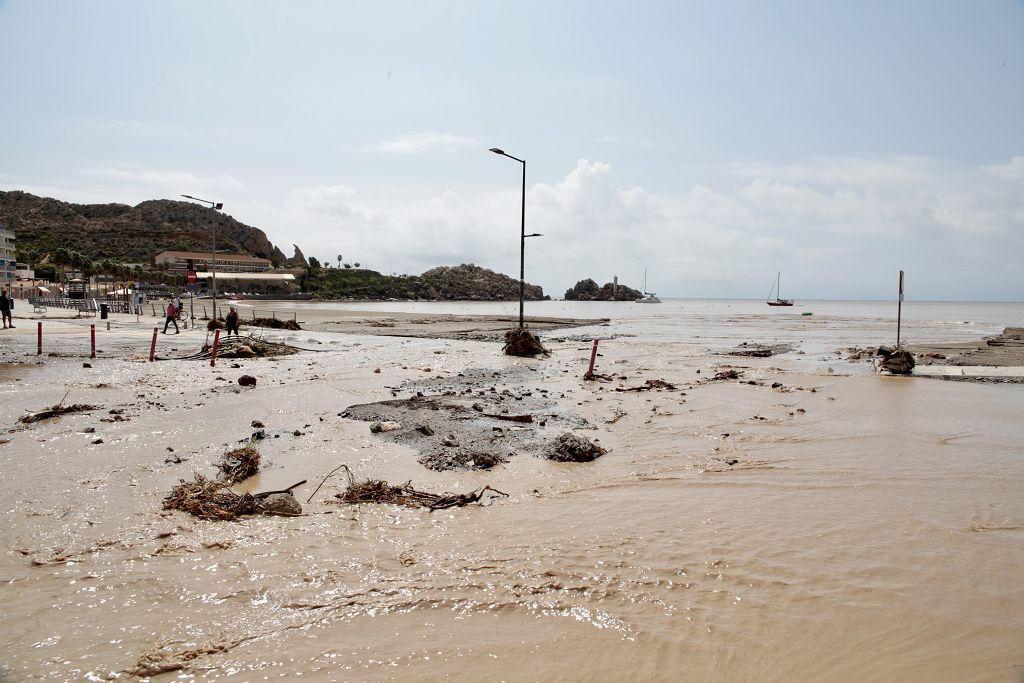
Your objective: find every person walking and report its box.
[225,306,240,336]
[162,300,179,334]
[0,287,14,329]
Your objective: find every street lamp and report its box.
[180,194,223,319]
[489,147,542,330]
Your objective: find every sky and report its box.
[1,0,1022,301]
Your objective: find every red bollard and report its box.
[150,326,158,362]
[586,339,600,377]
[90,324,96,359]
[210,329,221,367]
[37,322,42,355]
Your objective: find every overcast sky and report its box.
[1,0,1022,300]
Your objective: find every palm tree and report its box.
[337,254,343,269]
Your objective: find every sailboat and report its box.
[766,271,793,307]
[636,268,661,303]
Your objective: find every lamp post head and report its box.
[489,147,505,155]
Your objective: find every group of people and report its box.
[162,297,239,336]
[0,287,14,329]
[0,286,243,336]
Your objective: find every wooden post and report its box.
[586,339,599,377]
[149,326,158,362]
[210,329,221,367]
[37,322,42,355]
[90,324,96,359]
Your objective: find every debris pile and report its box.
[252,317,301,330]
[503,327,548,357]
[163,441,304,519]
[200,337,300,359]
[334,465,507,510]
[215,445,260,483]
[544,432,607,462]
[163,475,263,520]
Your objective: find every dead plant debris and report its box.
[216,445,260,483]
[503,328,549,357]
[334,465,507,510]
[20,403,99,423]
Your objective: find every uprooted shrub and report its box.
[503,327,548,357]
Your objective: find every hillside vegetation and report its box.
[301,263,548,301]
[0,190,304,267]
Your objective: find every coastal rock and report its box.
[237,375,257,386]
[370,421,401,433]
[544,433,606,462]
[261,493,302,516]
[564,278,642,301]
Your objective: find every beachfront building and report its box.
[154,250,272,275]
[1,224,16,289]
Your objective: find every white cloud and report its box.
[375,133,475,155]
[11,155,1023,299]
[248,155,1023,300]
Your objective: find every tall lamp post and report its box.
[489,147,542,330]
[180,194,223,319]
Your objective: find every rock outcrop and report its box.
[564,278,642,301]
[420,264,548,301]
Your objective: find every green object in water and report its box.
[802,311,813,316]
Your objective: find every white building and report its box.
[1,225,15,289]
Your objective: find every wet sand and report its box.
[1,305,1023,681]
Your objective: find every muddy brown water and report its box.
[1,302,1023,681]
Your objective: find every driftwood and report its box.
[20,403,99,423]
[334,465,507,511]
[19,390,98,423]
[482,413,534,423]
[614,379,678,392]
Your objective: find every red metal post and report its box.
[149,326,158,362]
[90,324,96,359]
[210,329,221,367]
[586,339,599,376]
[37,322,42,355]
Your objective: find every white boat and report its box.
[636,268,661,303]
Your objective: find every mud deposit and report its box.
[341,367,594,470]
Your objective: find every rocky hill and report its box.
[0,190,305,267]
[302,263,548,301]
[564,278,642,301]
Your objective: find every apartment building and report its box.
[1,225,15,287]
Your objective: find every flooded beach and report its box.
[1,299,1023,681]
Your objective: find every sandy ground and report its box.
[1,306,1023,681]
[907,326,1024,367]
